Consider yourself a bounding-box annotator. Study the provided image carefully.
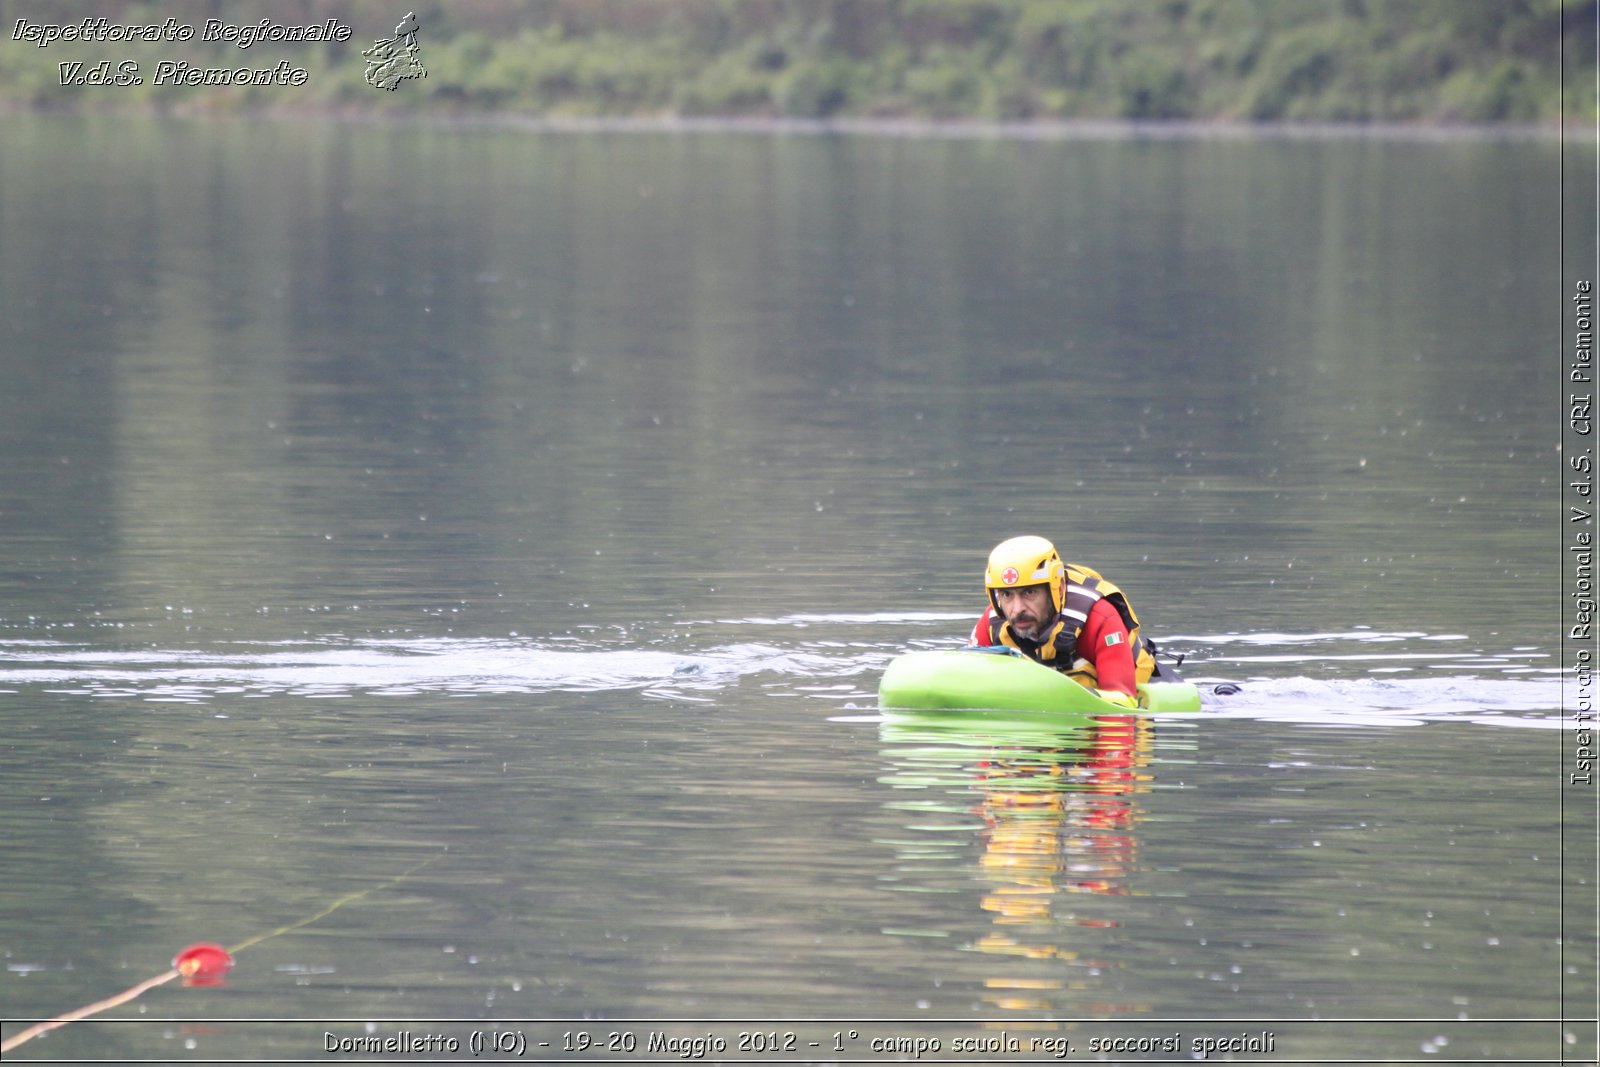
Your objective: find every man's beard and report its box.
[1011,616,1043,640]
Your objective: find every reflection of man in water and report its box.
[363,12,427,91]
[970,715,1151,1012]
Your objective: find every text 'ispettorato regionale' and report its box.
[11,17,352,49]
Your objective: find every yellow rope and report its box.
[227,853,441,955]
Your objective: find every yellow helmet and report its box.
[984,535,1065,614]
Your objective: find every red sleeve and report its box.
[1078,599,1136,697]
[970,605,995,646]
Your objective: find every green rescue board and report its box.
[878,648,1203,722]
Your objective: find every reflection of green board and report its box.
[878,648,1203,723]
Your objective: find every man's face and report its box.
[993,584,1053,639]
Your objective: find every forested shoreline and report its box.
[0,0,1590,124]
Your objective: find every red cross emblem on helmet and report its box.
[1000,567,1019,585]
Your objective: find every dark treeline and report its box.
[0,0,1589,123]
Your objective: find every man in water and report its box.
[970,535,1156,706]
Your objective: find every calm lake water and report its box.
[0,114,1591,1062]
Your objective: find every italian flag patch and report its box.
[1104,632,1124,647]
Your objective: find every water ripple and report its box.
[0,622,1568,727]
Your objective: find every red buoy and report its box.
[172,942,234,986]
